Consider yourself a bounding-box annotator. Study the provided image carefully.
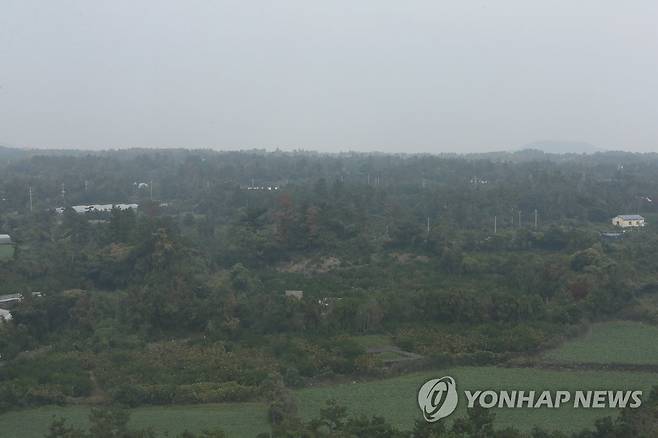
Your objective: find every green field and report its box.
[0,245,13,259]
[1,366,656,437]
[545,321,658,365]
[0,403,269,438]
[297,366,658,434]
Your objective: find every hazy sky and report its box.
[1,1,657,152]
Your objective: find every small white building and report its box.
[0,234,11,245]
[56,204,138,214]
[612,214,645,228]
[0,292,42,305]
[0,308,11,321]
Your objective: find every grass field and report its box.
[0,245,14,259]
[1,366,656,437]
[544,321,658,365]
[297,366,658,434]
[0,403,270,438]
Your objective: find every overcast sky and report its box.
[1,1,657,153]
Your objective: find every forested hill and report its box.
[1,147,658,225]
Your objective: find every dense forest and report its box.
[1,147,658,436]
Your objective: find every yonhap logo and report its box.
[418,376,459,422]
[417,376,643,423]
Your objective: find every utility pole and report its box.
[426,216,430,237]
[28,186,33,212]
[534,209,538,229]
[494,215,497,234]
[150,180,153,201]
[518,211,522,228]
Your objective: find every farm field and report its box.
[544,321,658,365]
[1,366,657,437]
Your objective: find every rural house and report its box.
[612,214,645,228]
[0,234,11,245]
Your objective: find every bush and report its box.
[173,381,256,404]
[110,384,148,407]
[111,382,257,406]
